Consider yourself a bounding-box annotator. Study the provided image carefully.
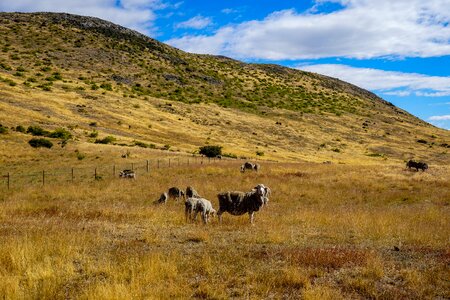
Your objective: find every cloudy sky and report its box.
[1,0,449,129]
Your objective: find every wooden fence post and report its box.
[42,170,45,186]
[7,173,10,190]
[71,168,74,182]
[95,168,97,180]
[131,163,134,171]
[146,160,149,173]
[157,159,160,169]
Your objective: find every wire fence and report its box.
[0,155,230,191]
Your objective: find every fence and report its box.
[0,155,229,190]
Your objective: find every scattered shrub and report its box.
[29,138,53,148]
[199,145,222,157]
[417,139,428,144]
[95,136,116,144]
[48,128,72,140]
[256,151,265,156]
[88,130,98,138]
[27,125,50,136]
[15,125,26,133]
[0,124,8,134]
[76,152,86,160]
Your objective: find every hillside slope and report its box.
[0,12,448,169]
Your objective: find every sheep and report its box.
[194,198,216,224]
[257,183,271,206]
[119,169,136,179]
[186,186,201,198]
[154,192,168,204]
[217,184,267,224]
[185,197,216,224]
[240,162,260,173]
[184,197,200,222]
[168,187,185,201]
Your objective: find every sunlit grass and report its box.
[0,162,449,298]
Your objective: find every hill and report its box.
[0,12,449,170]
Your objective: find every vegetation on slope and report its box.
[0,12,448,166]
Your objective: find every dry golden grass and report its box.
[0,162,449,299]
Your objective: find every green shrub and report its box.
[199,145,222,157]
[256,151,264,156]
[89,130,98,138]
[95,136,116,144]
[76,152,86,160]
[29,138,53,148]
[417,139,428,144]
[27,125,50,136]
[0,124,8,134]
[48,128,72,140]
[15,125,26,133]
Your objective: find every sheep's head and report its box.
[255,184,270,206]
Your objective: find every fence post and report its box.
[71,168,74,182]
[157,159,160,169]
[146,160,149,172]
[7,172,10,189]
[42,170,45,186]
[131,163,134,171]
[95,168,97,180]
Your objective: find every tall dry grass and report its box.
[0,161,449,299]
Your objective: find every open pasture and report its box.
[0,161,449,299]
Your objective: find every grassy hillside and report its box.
[0,12,449,169]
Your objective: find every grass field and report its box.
[0,161,448,299]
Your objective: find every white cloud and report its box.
[166,0,450,60]
[429,115,450,121]
[298,64,450,97]
[0,0,166,36]
[175,15,212,30]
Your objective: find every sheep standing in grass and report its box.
[154,192,168,204]
[168,187,185,202]
[184,197,200,222]
[185,197,216,224]
[193,198,216,224]
[119,169,136,179]
[217,184,267,224]
[240,162,260,173]
[186,186,201,198]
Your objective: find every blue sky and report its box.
[1,0,449,129]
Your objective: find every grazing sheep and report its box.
[168,187,185,201]
[119,169,136,179]
[406,160,429,171]
[193,198,216,224]
[240,161,258,173]
[217,184,267,224]
[154,192,168,204]
[184,197,200,222]
[186,186,201,198]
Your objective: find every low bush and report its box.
[27,125,50,136]
[0,124,8,134]
[48,128,72,140]
[15,125,26,133]
[199,145,222,157]
[95,136,116,144]
[28,138,53,148]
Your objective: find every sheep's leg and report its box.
[217,210,223,224]
[193,210,199,222]
[249,212,255,224]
